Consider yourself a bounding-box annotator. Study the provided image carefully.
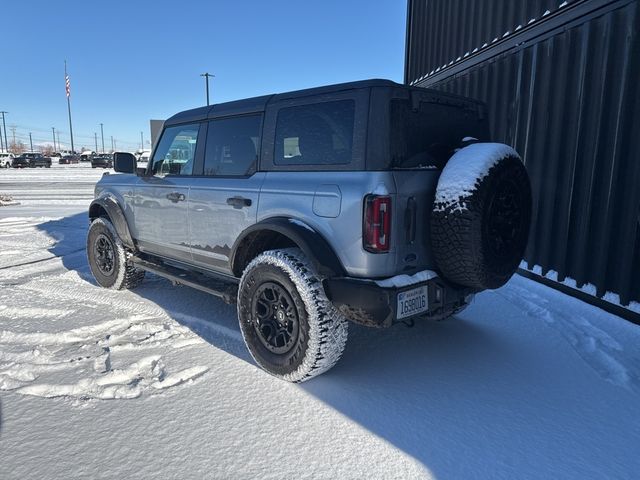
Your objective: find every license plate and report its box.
[396,286,428,319]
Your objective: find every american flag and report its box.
[65,74,70,98]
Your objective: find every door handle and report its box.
[226,196,252,209]
[166,192,186,203]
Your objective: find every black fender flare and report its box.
[88,195,136,251]
[230,217,346,278]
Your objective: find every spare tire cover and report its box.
[430,143,532,290]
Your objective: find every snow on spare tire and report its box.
[430,143,532,290]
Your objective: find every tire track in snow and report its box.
[0,215,243,401]
[15,356,208,400]
[1,277,212,400]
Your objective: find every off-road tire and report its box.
[87,217,145,290]
[431,147,531,290]
[238,248,348,383]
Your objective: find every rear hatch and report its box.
[369,86,490,275]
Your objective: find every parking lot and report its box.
[0,167,639,479]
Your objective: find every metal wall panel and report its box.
[407,0,640,306]
[406,0,581,82]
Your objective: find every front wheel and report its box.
[237,248,348,383]
[87,217,145,289]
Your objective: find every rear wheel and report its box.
[237,248,348,382]
[87,217,145,290]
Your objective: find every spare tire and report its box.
[430,143,532,290]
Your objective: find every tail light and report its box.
[364,195,391,253]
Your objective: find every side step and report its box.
[131,257,238,304]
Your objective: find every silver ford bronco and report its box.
[87,79,531,382]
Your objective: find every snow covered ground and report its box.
[0,165,639,479]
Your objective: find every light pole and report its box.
[56,131,60,151]
[140,131,144,150]
[0,111,8,153]
[52,127,57,152]
[100,123,105,153]
[94,132,98,152]
[111,135,114,152]
[29,132,33,152]
[200,72,214,106]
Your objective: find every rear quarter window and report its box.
[274,100,355,166]
[390,98,488,169]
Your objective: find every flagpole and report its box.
[65,60,75,153]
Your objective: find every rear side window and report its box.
[151,124,199,176]
[204,115,261,176]
[274,100,355,166]
[389,99,486,169]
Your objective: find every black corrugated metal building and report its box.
[405,0,640,317]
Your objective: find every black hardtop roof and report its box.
[164,79,399,126]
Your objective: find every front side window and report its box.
[274,100,355,166]
[204,115,261,176]
[151,124,199,176]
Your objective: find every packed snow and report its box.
[0,165,639,479]
[375,269,438,288]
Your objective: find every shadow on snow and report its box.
[35,212,634,479]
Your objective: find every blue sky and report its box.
[0,0,406,152]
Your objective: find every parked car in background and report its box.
[12,153,52,168]
[11,156,30,168]
[59,154,80,164]
[91,154,113,169]
[0,152,15,168]
[137,150,152,164]
[80,151,95,162]
[30,155,52,168]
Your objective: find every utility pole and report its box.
[200,72,214,106]
[0,111,8,153]
[29,132,33,152]
[99,123,105,153]
[94,132,98,152]
[52,127,57,152]
[111,136,114,152]
[114,138,117,151]
[140,131,144,150]
[56,131,60,151]
[64,60,75,153]
[10,125,16,146]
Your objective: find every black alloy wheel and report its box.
[252,281,299,354]
[483,178,524,259]
[93,233,116,276]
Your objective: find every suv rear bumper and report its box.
[324,274,475,328]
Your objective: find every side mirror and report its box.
[114,152,136,174]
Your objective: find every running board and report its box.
[131,257,238,304]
